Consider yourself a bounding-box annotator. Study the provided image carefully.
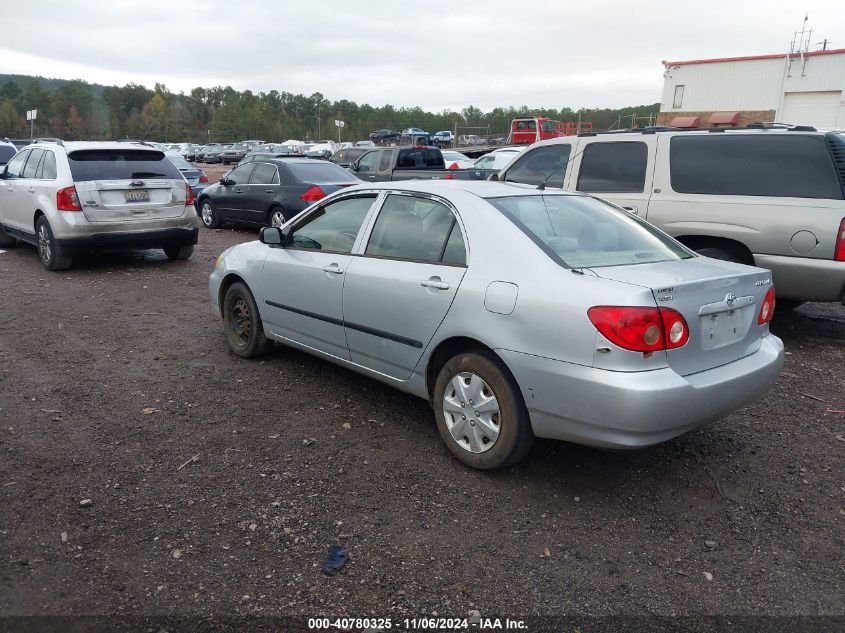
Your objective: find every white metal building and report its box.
[658,48,845,129]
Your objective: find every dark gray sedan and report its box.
[196,158,360,229]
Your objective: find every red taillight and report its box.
[758,287,776,325]
[835,217,845,262]
[300,186,325,202]
[444,174,455,180]
[184,182,194,207]
[199,174,209,183]
[56,186,82,211]
[587,306,689,352]
[448,162,459,170]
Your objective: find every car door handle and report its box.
[265,189,274,194]
[235,190,244,194]
[322,264,344,274]
[27,187,36,193]
[368,175,376,181]
[622,206,639,215]
[420,277,450,290]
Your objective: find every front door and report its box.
[342,193,468,380]
[260,194,379,359]
[216,164,255,221]
[0,149,32,233]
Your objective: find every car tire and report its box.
[200,199,219,228]
[164,243,194,261]
[222,282,274,358]
[35,216,72,271]
[0,224,16,247]
[696,247,744,264]
[268,206,286,228]
[433,350,534,470]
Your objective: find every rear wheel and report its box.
[35,217,72,271]
[164,243,194,261]
[223,282,274,358]
[433,350,533,470]
[200,200,219,228]
[696,247,744,264]
[268,207,286,227]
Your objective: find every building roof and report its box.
[662,47,845,66]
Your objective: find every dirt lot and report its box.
[1,196,844,628]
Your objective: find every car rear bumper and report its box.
[497,334,784,449]
[56,227,199,255]
[753,254,845,303]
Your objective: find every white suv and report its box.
[0,139,199,270]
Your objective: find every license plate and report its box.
[125,190,149,202]
[700,309,746,350]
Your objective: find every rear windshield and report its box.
[285,161,359,184]
[397,148,444,168]
[68,150,183,181]
[0,145,16,164]
[486,194,693,268]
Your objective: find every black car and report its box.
[196,158,361,229]
[238,150,304,167]
[329,147,369,167]
[368,129,400,143]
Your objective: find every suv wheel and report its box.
[164,243,194,261]
[223,282,274,358]
[433,350,534,470]
[35,217,72,271]
[200,200,219,228]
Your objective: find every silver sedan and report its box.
[209,181,784,469]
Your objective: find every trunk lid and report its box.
[590,257,773,376]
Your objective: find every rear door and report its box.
[241,162,280,225]
[261,194,380,359]
[342,192,468,380]
[69,149,187,223]
[500,143,573,189]
[568,137,657,216]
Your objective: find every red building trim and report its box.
[663,48,845,67]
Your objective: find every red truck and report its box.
[508,117,593,144]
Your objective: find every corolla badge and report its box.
[725,292,737,308]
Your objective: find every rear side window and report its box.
[250,163,279,185]
[504,144,571,188]
[366,194,464,264]
[22,148,45,178]
[670,135,843,199]
[577,142,648,193]
[35,151,56,179]
[68,150,183,181]
[396,148,443,168]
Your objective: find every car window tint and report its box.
[576,142,648,193]
[670,135,843,199]
[67,150,183,181]
[226,165,254,185]
[290,196,376,253]
[34,151,47,178]
[4,150,28,178]
[504,144,571,187]
[0,145,16,164]
[286,161,358,183]
[487,194,692,268]
[250,163,278,185]
[378,150,394,171]
[396,148,443,168]
[22,148,45,178]
[441,221,467,265]
[366,194,459,263]
[356,151,380,172]
[167,154,192,170]
[475,156,494,169]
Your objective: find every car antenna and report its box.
[536,145,588,191]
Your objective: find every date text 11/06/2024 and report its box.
[307,616,528,630]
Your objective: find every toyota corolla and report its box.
[209,181,784,469]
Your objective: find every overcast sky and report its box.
[1,0,843,111]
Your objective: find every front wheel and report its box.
[164,243,194,261]
[223,282,274,358]
[35,216,72,271]
[433,350,533,470]
[200,200,219,228]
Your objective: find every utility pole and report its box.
[316,102,321,140]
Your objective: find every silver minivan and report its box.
[495,126,845,306]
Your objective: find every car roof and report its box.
[21,141,168,153]
[359,179,585,199]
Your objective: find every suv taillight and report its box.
[199,174,209,183]
[56,186,82,211]
[758,287,776,325]
[587,306,689,352]
[184,182,194,207]
[300,186,325,202]
[835,218,845,262]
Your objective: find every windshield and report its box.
[167,154,192,170]
[442,152,469,161]
[0,145,16,164]
[485,194,693,268]
[68,149,183,181]
[286,161,359,183]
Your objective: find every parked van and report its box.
[494,125,845,305]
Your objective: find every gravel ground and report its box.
[0,186,843,627]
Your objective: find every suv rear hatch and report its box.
[590,257,773,376]
[69,149,187,223]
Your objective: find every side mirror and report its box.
[260,225,291,246]
[488,173,499,181]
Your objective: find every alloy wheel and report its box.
[201,202,214,226]
[37,224,52,264]
[270,210,285,227]
[442,372,501,453]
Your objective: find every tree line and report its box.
[0,75,660,143]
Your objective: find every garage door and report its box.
[779,91,841,128]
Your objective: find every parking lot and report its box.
[1,195,844,621]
